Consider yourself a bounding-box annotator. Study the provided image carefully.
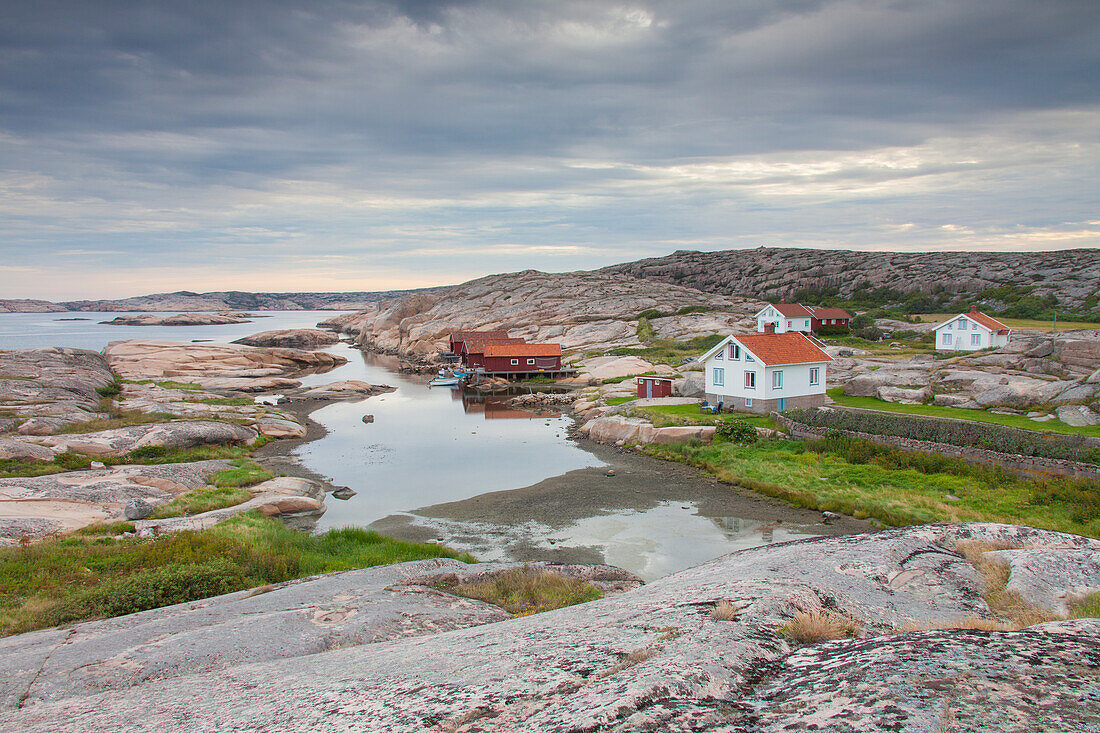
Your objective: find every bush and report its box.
[816,324,850,336]
[636,308,664,320]
[850,313,875,330]
[635,317,656,342]
[716,419,757,444]
[676,305,711,316]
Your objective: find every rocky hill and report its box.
[321,269,764,356]
[600,247,1100,310]
[0,288,446,313]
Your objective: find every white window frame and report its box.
[804,320,810,328]
[809,367,820,386]
[947,322,953,330]
[715,348,723,360]
[510,358,519,365]
[712,367,725,386]
[787,320,794,329]
[745,352,755,362]
[959,320,967,330]
[971,333,981,346]
[745,371,756,390]
[745,398,753,408]
[728,343,740,360]
[942,333,953,345]
[526,358,535,365]
[773,370,783,390]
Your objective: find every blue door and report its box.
[777,397,786,411]
[646,380,653,398]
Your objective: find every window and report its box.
[510,358,519,365]
[787,320,794,329]
[527,358,535,365]
[971,333,981,346]
[773,370,783,389]
[809,367,820,385]
[745,352,754,362]
[715,348,723,360]
[946,322,953,330]
[942,333,953,345]
[804,320,810,329]
[712,368,725,386]
[745,398,753,408]
[728,343,740,360]
[958,320,967,330]
[745,371,756,390]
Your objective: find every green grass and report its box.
[123,379,205,391]
[644,438,1100,538]
[828,387,1100,438]
[609,334,725,365]
[437,566,601,616]
[185,397,256,407]
[149,484,253,519]
[623,403,776,431]
[55,410,174,434]
[1071,592,1100,619]
[602,371,656,385]
[209,458,274,488]
[0,511,475,636]
[0,444,260,480]
[606,396,637,406]
[822,335,934,357]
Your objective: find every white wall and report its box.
[703,339,827,404]
[934,316,1008,351]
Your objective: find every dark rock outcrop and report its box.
[232,329,340,349]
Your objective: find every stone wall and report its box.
[773,413,1100,481]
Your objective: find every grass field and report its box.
[912,314,1100,331]
[827,388,1100,438]
[622,403,776,431]
[645,438,1099,539]
[0,512,475,636]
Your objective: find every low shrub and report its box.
[779,610,860,643]
[440,566,602,616]
[715,419,757,444]
[711,600,740,621]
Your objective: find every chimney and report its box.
[970,305,978,314]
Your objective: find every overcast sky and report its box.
[1,0,1098,299]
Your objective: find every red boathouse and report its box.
[448,330,510,358]
[635,376,673,399]
[461,337,526,368]
[482,343,563,373]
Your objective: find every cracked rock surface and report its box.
[1,523,1097,731]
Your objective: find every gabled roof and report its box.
[461,337,525,354]
[756,303,813,319]
[806,306,851,320]
[700,332,832,366]
[935,310,1010,334]
[484,343,562,357]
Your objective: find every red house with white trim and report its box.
[482,343,563,373]
[461,337,526,368]
[448,330,510,358]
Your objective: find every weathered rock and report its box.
[0,348,115,429]
[256,416,307,438]
[985,547,1100,617]
[0,438,55,462]
[26,420,257,457]
[576,356,657,383]
[581,414,716,445]
[232,329,340,349]
[106,340,346,391]
[0,524,1097,731]
[673,370,705,397]
[1055,404,1100,427]
[298,380,394,400]
[100,312,252,326]
[123,498,154,520]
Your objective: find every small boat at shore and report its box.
[428,369,463,387]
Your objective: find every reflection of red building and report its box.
[459,393,560,419]
[461,337,525,368]
[482,343,563,373]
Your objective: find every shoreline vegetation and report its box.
[0,511,475,637]
[643,433,1100,539]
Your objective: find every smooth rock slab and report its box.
[24,420,257,457]
[986,547,1100,616]
[2,524,1098,731]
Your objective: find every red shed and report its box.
[482,343,562,373]
[461,337,526,368]
[635,376,673,399]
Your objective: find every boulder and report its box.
[0,438,55,462]
[124,498,154,520]
[843,367,931,398]
[256,417,307,439]
[1055,404,1100,427]
[578,356,657,383]
[232,329,340,349]
[673,371,705,397]
[298,381,393,400]
[877,386,930,404]
[29,421,258,457]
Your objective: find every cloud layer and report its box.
[1,1,1098,297]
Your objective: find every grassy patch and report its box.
[209,458,274,488]
[0,512,475,636]
[609,334,725,365]
[184,397,256,407]
[123,379,205,391]
[624,403,776,431]
[1071,592,1100,619]
[643,438,1100,538]
[0,444,260,480]
[56,410,173,434]
[149,484,253,519]
[828,388,1100,438]
[823,336,934,357]
[602,371,655,385]
[438,566,601,616]
[779,610,860,642]
[605,396,637,406]
[954,540,1059,628]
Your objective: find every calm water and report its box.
[0,310,820,580]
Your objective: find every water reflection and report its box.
[456,391,562,420]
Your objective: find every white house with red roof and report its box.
[933,307,1012,352]
[698,332,833,414]
[755,303,851,334]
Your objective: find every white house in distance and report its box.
[933,307,1012,352]
[699,332,833,414]
[755,302,851,334]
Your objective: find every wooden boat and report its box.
[428,369,463,387]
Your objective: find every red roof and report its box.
[733,332,832,366]
[807,306,851,320]
[771,303,814,318]
[483,343,562,357]
[963,309,1010,333]
[461,337,525,354]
